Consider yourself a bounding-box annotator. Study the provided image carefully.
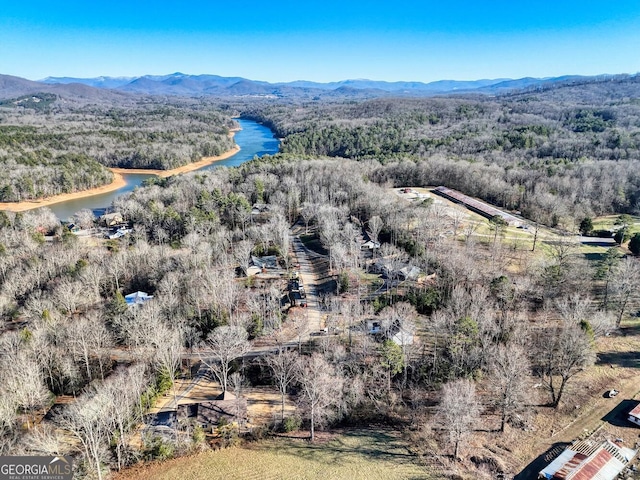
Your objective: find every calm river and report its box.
[49,119,279,219]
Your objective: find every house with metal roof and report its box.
[124,291,153,307]
[538,439,636,480]
[628,402,640,427]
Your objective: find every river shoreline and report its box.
[0,172,128,213]
[0,134,241,213]
[110,144,240,177]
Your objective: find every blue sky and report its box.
[1,0,639,82]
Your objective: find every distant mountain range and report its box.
[0,74,131,102]
[0,71,634,101]
[41,72,610,96]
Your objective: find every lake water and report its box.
[49,118,279,219]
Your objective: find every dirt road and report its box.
[291,235,323,335]
[515,370,640,479]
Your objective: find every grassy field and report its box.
[592,214,640,236]
[119,429,432,480]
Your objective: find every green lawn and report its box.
[592,214,640,236]
[123,429,432,480]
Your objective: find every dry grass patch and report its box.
[118,429,432,480]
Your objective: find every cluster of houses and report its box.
[64,211,133,239]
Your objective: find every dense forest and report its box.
[242,76,640,228]
[0,151,638,478]
[0,94,235,201]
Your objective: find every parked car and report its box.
[607,389,619,398]
[289,291,307,307]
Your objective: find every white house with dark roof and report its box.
[125,291,153,307]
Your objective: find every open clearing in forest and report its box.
[118,429,432,480]
[394,187,631,261]
[592,214,640,236]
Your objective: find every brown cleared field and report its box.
[118,429,432,480]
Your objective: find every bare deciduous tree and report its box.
[367,215,384,246]
[96,365,149,471]
[296,353,344,442]
[58,392,112,480]
[556,293,592,325]
[68,313,113,382]
[154,324,184,409]
[233,239,254,277]
[535,322,596,408]
[264,349,299,422]
[201,325,250,393]
[489,344,530,432]
[610,257,640,327]
[435,378,481,459]
[589,309,616,338]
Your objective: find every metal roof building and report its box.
[432,186,522,227]
[124,291,153,307]
[628,402,640,427]
[539,439,636,480]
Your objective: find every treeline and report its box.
[0,94,236,201]
[0,151,113,202]
[241,78,640,227]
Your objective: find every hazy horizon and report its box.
[2,0,640,83]
[31,71,638,85]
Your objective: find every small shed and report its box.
[246,266,261,277]
[176,394,246,432]
[391,328,415,346]
[628,403,640,426]
[251,255,278,270]
[361,240,381,250]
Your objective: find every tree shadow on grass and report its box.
[596,351,640,369]
[601,399,639,428]
[263,428,422,470]
[513,442,570,480]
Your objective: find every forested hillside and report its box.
[242,76,640,228]
[1,153,638,478]
[0,94,236,201]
